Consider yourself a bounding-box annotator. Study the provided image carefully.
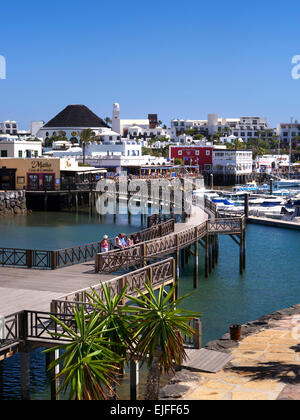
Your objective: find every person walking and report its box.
[100,235,109,253]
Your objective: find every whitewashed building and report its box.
[37,105,111,142]
[0,136,42,158]
[276,122,300,146]
[213,149,253,176]
[0,121,18,135]
[171,115,273,142]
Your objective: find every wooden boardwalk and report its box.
[183,348,233,373]
[0,262,114,316]
[0,206,207,317]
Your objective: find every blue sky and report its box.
[1,0,300,129]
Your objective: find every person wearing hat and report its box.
[101,235,109,253]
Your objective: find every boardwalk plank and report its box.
[183,349,233,373]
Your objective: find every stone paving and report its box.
[179,314,300,400]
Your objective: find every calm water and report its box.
[0,215,300,399]
[0,208,146,250]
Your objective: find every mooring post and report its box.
[244,193,249,218]
[194,240,199,289]
[209,236,212,274]
[239,233,244,275]
[210,173,214,190]
[205,236,209,278]
[181,248,185,270]
[185,246,189,264]
[20,343,30,401]
[211,236,215,270]
[47,348,60,401]
[130,359,139,401]
[270,178,274,196]
[75,192,78,213]
[44,192,48,212]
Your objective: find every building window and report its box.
[17,176,25,184]
[1,150,7,157]
[18,150,22,158]
[195,150,199,156]
[206,150,211,156]
[178,150,182,155]
[34,150,38,157]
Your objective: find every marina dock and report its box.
[247,216,300,230]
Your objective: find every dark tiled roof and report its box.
[44,105,109,128]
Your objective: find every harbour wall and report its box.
[0,190,27,217]
[247,216,300,231]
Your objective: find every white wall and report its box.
[0,140,42,158]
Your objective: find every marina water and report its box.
[0,212,300,399]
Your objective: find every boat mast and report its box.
[289,117,293,180]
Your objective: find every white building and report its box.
[112,103,159,137]
[213,149,253,176]
[276,122,300,146]
[256,154,290,173]
[0,121,18,135]
[0,136,42,158]
[46,140,142,159]
[37,104,112,142]
[30,121,44,137]
[219,135,243,145]
[171,115,273,142]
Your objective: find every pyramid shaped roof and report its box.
[44,105,109,128]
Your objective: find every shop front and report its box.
[0,167,16,190]
[0,158,60,191]
[27,173,56,191]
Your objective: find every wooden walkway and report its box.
[0,262,114,316]
[0,206,206,316]
[183,348,233,373]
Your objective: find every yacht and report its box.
[273,179,300,188]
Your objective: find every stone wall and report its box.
[0,190,27,216]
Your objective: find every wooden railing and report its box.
[52,258,175,316]
[0,310,79,351]
[0,248,54,269]
[95,217,245,273]
[0,219,175,270]
[207,217,245,234]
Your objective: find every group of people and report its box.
[100,232,141,253]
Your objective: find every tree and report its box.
[80,128,95,165]
[86,283,134,361]
[44,307,122,400]
[174,158,183,166]
[127,282,199,400]
[105,117,112,126]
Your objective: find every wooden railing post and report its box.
[149,265,153,285]
[95,254,100,273]
[141,243,147,267]
[26,250,32,268]
[51,251,57,270]
[193,318,202,349]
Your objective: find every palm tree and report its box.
[80,128,95,165]
[44,306,122,400]
[86,283,135,361]
[105,117,112,126]
[127,282,200,400]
